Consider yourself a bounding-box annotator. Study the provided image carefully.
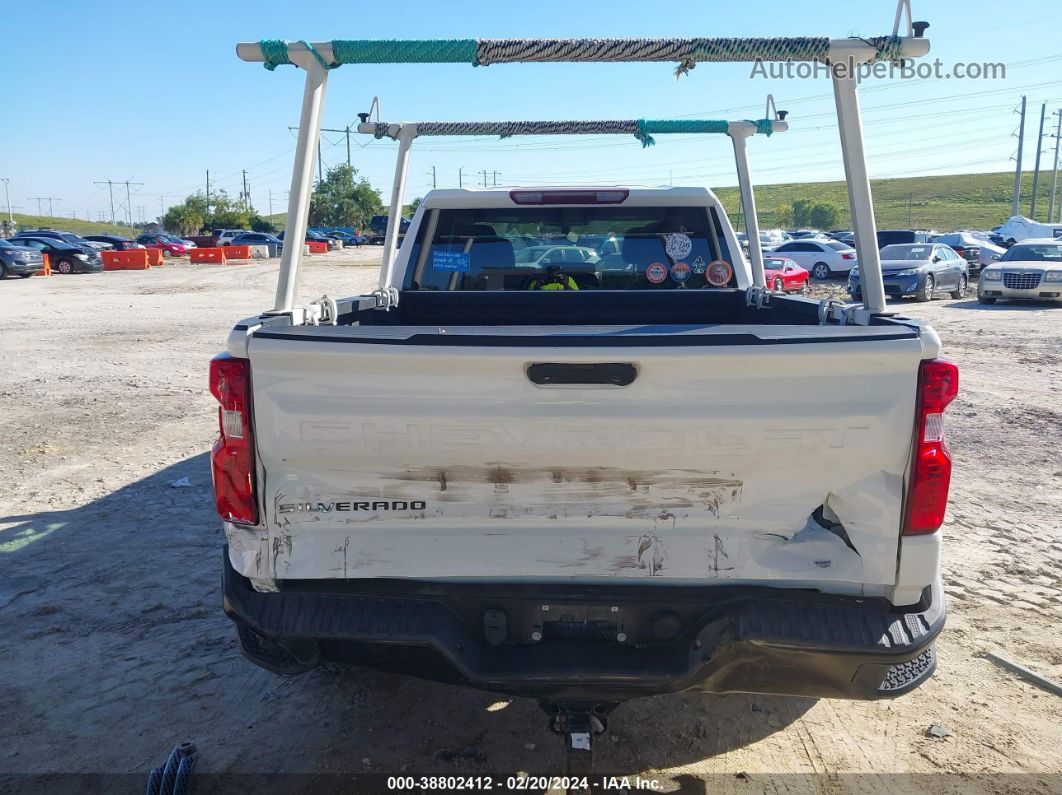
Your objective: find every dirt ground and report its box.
[1,250,1060,794]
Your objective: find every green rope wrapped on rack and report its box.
[259,39,293,70]
[635,119,732,147]
[256,35,909,72]
[332,39,478,65]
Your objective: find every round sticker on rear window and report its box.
[705,259,733,287]
[670,261,691,283]
[664,233,693,261]
[645,262,669,284]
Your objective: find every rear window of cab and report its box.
[403,205,736,291]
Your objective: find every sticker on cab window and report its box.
[691,256,706,274]
[432,250,471,272]
[645,262,669,284]
[670,262,691,284]
[664,233,693,262]
[705,259,733,287]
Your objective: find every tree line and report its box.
[161,165,383,235]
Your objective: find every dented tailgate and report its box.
[232,323,925,590]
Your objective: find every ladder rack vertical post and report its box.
[380,125,417,292]
[831,71,885,317]
[729,124,767,289]
[275,57,330,314]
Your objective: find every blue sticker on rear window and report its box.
[432,250,471,272]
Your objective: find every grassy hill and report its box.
[7,214,139,238]
[715,171,1050,232]
[183,171,1057,236]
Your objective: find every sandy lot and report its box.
[1,251,1060,793]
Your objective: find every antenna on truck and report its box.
[236,1,932,326]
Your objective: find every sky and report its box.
[3,0,1061,225]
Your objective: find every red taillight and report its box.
[842,253,855,260]
[903,358,959,535]
[209,354,258,524]
[509,189,629,205]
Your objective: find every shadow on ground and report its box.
[0,454,814,785]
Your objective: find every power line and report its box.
[28,196,61,216]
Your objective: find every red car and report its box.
[763,256,810,293]
[136,234,187,257]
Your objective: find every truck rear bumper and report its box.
[222,548,944,703]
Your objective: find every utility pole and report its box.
[95,179,116,224]
[1,178,11,223]
[429,166,436,189]
[458,167,464,188]
[205,169,211,215]
[480,169,489,187]
[345,125,351,167]
[492,170,500,187]
[1030,102,1047,220]
[29,196,61,216]
[1012,96,1027,217]
[268,189,274,218]
[123,180,142,231]
[241,170,251,212]
[907,193,913,227]
[1048,109,1061,224]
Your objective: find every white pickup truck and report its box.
[220,20,947,751]
[215,185,954,710]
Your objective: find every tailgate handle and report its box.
[526,362,637,386]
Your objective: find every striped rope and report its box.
[367,119,778,147]
[257,35,906,72]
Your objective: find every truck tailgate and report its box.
[237,323,926,589]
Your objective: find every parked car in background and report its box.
[876,229,933,249]
[994,215,1062,246]
[367,214,411,244]
[320,229,366,247]
[136,234,188,257]
[759,228,791,247]
[230,232,283,248]
[13,236,102,273]
[770,239,857,278]
[762,256,810,293]
[0,238,46,278]
[11,229,104,252]
[849,243,968,302]
[977,239,1062,305]
[83,234,145,251]
[215,230,246,247]
[788,229,825,240]
[276,230,334,245]
[930,232,997,273]
[513,244,600,267]
[159,233,196,249]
